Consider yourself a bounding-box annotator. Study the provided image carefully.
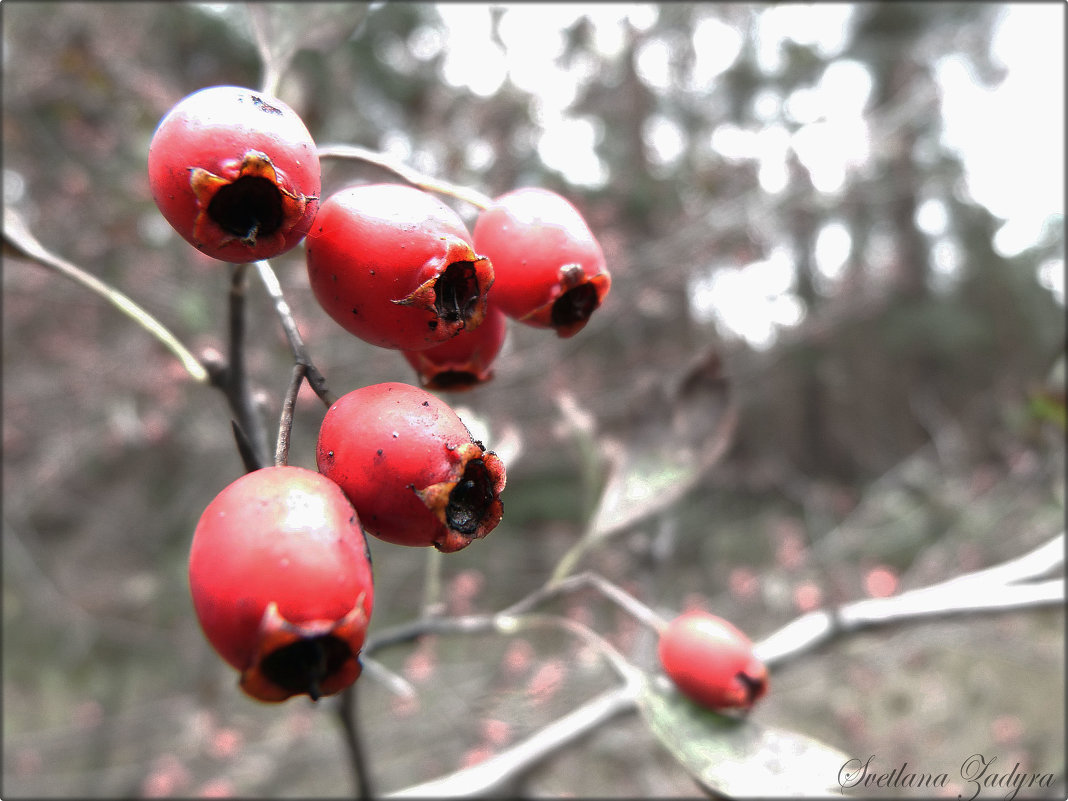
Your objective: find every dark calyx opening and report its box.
[736,671,766,706]
[430,370,478,390]
[435,262,480,323]
[446,458,494,535]
[259,635,351,701]
[550,283,599,328]
[207,175,284,243]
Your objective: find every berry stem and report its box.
[503,570,670,634]
[226,263,271,470]
[421,547,446,618]
[274,362,305,467]
[2,206,209,384]
[253,260,335,406]
[316,143,494,210]
[335,684,374,800]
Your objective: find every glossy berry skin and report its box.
[402,304,507,391]
[188,466,374,703]
[473,187,611,338]
[657,611,768,711]
[305,184,495,351]
[148,85,320,263]
[317,382,506,553]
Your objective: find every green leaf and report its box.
[637,676,850,797]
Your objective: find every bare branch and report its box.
[274,363,305,467]
[253,260,335,406]
[386,685,639,798]
[753,532,1066,668]
[225,263,270,470]
[3,205,208,384]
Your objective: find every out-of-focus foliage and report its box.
[3,2,1063,798]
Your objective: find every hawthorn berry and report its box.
[657,610,768,711]
[148,85,320,263]
[472,187,611,337]
[402,304,508,391]
[305,184,495,351]
[188,466,374,702]
[316,382,506,553]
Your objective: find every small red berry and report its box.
[305,184,495,351]
[402,304,508,391]
[657,611,768,711]
[316,382,506,553]
[148,85,320,263]
[188,466,373,702]
[472,187,611,337]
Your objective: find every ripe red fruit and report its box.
[305,184,495,351]
[148,85,320,263]
[472,187,611,337]
[188,466,374,702]
[402,304,508,391]
[657,611,768,711]
[316,382,506,553]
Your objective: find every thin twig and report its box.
[336,685,374,800]
[245,3,292,98]
[386,684,639,798]
[500,571,669,633]
[421,548,447,618]
[274,363,306,467]
[3,206,208,383]
[253,260,335,406]
[317,144,494,210]
[226,263,270,470]
[495,612,640,685]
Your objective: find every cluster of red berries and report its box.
[148,86,611,702]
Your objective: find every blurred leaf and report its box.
[588,349,737,540]
[637,677,850,798]
[1028,390,1067,432]
[587,442,702,539]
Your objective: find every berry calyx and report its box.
[305,184,495,351]
[657,611,768,711]
[148,86,320,263]
[473,187,611,337]
[188,466,374,702]
[316,382,506,552]
[402,304,508,391]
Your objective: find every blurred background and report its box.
[2,2,1064,797]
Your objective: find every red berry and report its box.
[305,184,495,351]
[188,466,373,702]
[316,382,506,553]
[472,187,611,337]
[657,611,768,711]
[402,304,508,391]
[148,85,320,263]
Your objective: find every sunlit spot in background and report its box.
[643,113,687,170]
[936,5,1065,259]
[689,247,804,351]
[689,15,743,90]
[815,221,853,287]
[433,3,1062,349]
